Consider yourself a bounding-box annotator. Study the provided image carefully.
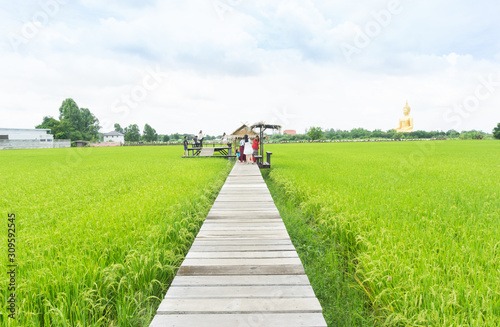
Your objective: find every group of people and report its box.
[236,134,259,164]
[182,131,260,163]
[183,130,205,156]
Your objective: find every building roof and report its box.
[229,124,259,139]
[0,128,51,133]
[103,131,124,136]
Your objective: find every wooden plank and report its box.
[150,313,327,327]
[199,148,215,157]
[157,298,322,313]
[212,201,278,211]
[206,212,282,219]
[191,239,292,245]
[197,230,289,236]
[185,251,298,259]
[188,245,296,252]
[165,285,317,298]
[181,257,302,266]
[170,275,311,287]
[199,225,287,231]
[178,264,305,275]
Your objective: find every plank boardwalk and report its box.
[150,163,327,327]
[199,148,215,157]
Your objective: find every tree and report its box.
[143,124,158,142]
[349,128,371,139]
[124,124,141,142]
[307,127,323,140]
[36,116,66,139]
[162,135,170,142]
[56,98,100,141]
[493,123,500,140]
[446,129,460,138]
[114,123,124,134]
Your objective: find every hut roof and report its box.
[229,124,258,139]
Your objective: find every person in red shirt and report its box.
[252,136,260,163]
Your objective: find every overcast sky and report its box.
[1,0,499,136]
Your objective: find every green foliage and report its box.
[114,123,124,134]
[265,141,500,326]
[269,128,478,142]
[58,98,100,141]
[263,170,375,326]
[493,123,500,139]
[161,135,170,142]
[36,116,67,139]
[0,147,232,326]
[460,130,486,140]
[142,124,158,142]
[446,129,460,138]
[307,126,323,140]
[37,98,100,141]
[124,124,141,142]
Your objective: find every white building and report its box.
[103,131,125,143]
[0,128,70,150]
[0,128,53,141]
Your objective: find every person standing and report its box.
[243,134,253,164]
[198,130,205,147]
[193,136,199,147]
[252,135,260,163]
[183,136,189,156]
[239,137,246,163]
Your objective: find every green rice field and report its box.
[1,140,499,326]
[264,140,500,326]
[0,146,232,326]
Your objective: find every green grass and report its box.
[264,140,500,326]
[0,146,232,326]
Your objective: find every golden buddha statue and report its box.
[395,101,414,132]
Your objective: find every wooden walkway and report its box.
[199,147,215,157]
[150,163,327,327]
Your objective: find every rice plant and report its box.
[265,140,500,326]
[0,146,232,326]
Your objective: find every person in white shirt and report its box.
[243,134,253,164]
[198,130,205,147]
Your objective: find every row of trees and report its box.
[112,124,219,143]
[36,98,202,143]
[37,98,500,143]
[268,127,496,142]
[113,123,159,142]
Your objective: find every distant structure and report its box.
[395,100,414,132]
[103,131,125,143]
[0,128,70,150]
[228,123,259,142]
[283,129,297,136]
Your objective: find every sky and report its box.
[1,0,500,136]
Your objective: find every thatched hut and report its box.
[228,124,259,142]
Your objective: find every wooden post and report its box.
[259,127,264,158]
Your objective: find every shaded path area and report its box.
[150,163,327,326]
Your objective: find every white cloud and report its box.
[1,0,499,136]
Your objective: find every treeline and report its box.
[37,98,499,143]
[269,127,493,142]
[36,98,220,143]
[113,124,218,143]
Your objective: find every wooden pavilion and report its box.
[228,123,259,142]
